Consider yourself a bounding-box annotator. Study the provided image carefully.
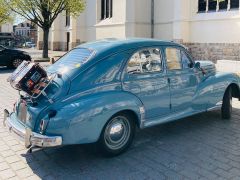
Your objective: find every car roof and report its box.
[77,38,185,55]
[56,38,187,78]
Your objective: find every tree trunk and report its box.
[42,28,49,58]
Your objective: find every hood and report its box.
[196,60,216,76]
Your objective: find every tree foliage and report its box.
[0,0,12,25]
[4,0,86,58]
[6,0,85,29]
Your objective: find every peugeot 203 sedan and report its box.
[3,38,240,156]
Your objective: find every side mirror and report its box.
[194,62,201,70]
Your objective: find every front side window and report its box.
[181,51,193,69]
[127,48,162,74]
[101,0,113,20]
[165,48,182,70]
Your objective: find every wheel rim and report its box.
[104,116,131,150]
[13,59,23,68]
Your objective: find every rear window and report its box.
[48,48,94,74]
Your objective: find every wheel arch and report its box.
[108,109,141,128]
[227,83,240,99]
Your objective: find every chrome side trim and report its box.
[207,101,222,111]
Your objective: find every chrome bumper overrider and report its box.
[3,109,62,148]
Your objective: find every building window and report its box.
[231,0,240,8]
[219,0,228,10]
[66,11,71,27]
[198,0,239,12]
[101,0,113,20]
[208,0,217,11]
[198,0,207,11]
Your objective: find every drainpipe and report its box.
[151,0,154,38]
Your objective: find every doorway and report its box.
[66,32,70,51]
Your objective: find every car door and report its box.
[122,47,170,120]
[165,46,199,112]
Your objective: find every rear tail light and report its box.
[39,110,57,134]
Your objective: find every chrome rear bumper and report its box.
[3,109,62,148]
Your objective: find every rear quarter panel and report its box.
[46,91,143,145]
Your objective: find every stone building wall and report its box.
[184,43,240,63]
[37,41,53,50]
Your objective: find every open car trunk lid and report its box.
[14,73,71,130]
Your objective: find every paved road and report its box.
[1,68,240,179]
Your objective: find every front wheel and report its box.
[221,87,232,119]
[98,113,136,157]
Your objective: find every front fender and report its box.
[46,91,143,145]
[211,72,240,104]
[194,72,240,109]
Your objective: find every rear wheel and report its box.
[98,113,136,156]
[12,59,23,68]
[221,87,232,119]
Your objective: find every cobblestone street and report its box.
[1,67,240,179]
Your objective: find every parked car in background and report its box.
[3,39,240,156]
[0,45,31,68]
[23,42,36,48]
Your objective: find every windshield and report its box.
[48,48,94,74]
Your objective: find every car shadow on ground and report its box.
[20,106,240,179]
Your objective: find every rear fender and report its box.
[46,91,144,144]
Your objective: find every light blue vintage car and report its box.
[4,38,240,156]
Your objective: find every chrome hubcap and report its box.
[104,116,130,150]
[13,59,23,68]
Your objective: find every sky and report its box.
[14,15,26,25]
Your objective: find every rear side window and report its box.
[48,48,94,73]
[127,48,162,74]
[165,48,182,70]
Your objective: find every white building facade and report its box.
[38,0,240,61]
[0,22,13,33]
[14,21,34,37]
